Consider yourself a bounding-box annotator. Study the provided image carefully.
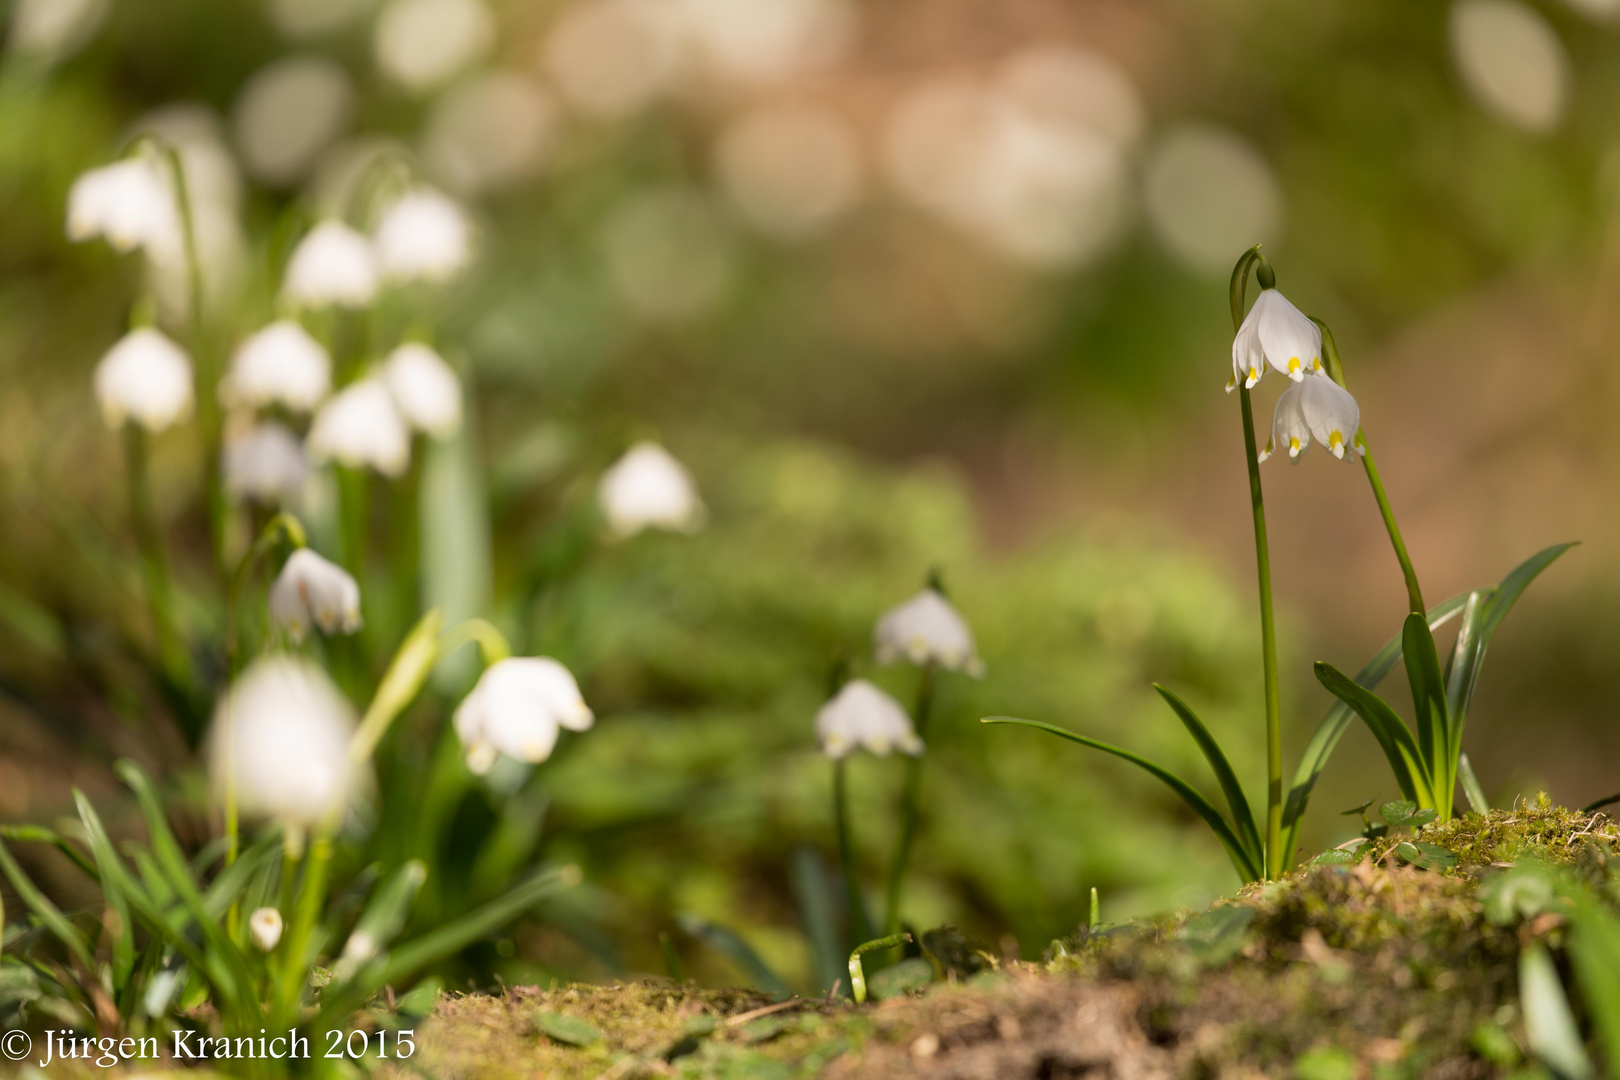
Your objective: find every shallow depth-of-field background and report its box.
[2,0,1619,994]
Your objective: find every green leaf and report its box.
[847,932,911,1003]
[0,837,96,973]
[1312,664,1432,807]
[1152,685,1262,870]
[1402,614,1450,806]
[1521,942,1594,1080]
[1378,801,1436,830]
[381,865,577,987]
[1179,905,1255,966]
[1281,594,1470,860]
[334,861,427,980]
[1459,753,1491,814]
[678,914,793,1001]
[1567,893,1620,1075]
[1309,849,1359,868]
[789,846,844,994]
[1480,542,1578,642]
[1392,841,1457,871]
[1444,590,1490,757]
[533,1010,601,1047]
[981,717,1261,883]
[867,957,933,1000]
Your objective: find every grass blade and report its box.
[982,717,1261,882]
[72,791,137,988]
[379,865,578,986]
[1583,792,1620,814]
[1568,893,1620,1075]
[1312,663,1432,807]
[1152,685,1262,869]
[1479,542,1577,642]
[1281,594,1468,859]
[790,845,844,994]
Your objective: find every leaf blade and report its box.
[1152,685,1262,869]
[1312,663,1432,806]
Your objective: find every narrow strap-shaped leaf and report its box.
[1480,542,1577,642]
[0,824,100,881]
[378,865,577,986]
[677,913,795,1000]
[200,832,281,919]
[982,717,1261,882]
[1458,753,1490,814]
[72,790,136,987]
[1402,614,1450,810]
[1312,663,1433,806]
[1568,892,1620,1073]
[1444,590,1490,732]
[1152,685,1263,868]
[0,836,97,972]
[1280,594,1468,859]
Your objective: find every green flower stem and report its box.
[884,665,935,934]
[833,758,873,947]
[849,932,911,1004]
[1314,321,1425,616]
[348,609,447,765]
[435,617,512,667]
[124,425,194,705]
[276,831,333,1023]
[1229,247,1283,879]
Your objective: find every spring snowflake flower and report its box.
[873,588,983,674]
[453,657,594,775]
[598,442,704,537]
[383,342,462,437]
[222,422,308,505]
[281,221,379,309]
[268,548,362,641]
[816,679,924,760]
[1228,287,1322,391]
[306,378,411,477]
[209,655,362,830]
[249,907,283,952]
[93,327,194,432]
[220,320,332,412]
[1259,371,1364,463]
[66,157,178,254]
[373,189,474,283]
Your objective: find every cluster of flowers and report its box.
[1228,287,1362,464]
[814,586,980,758]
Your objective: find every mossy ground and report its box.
[380,804,1618,1080]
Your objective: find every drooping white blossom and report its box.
[222,422,309,505]
[453,657,594,774]
[208,655,362,829]
[220,320,331,412]
[281,220,379,309]
[873,587,983,674]
[383,342,462,437]
[1228,287,1322,391]
[305,378,411,477]
[815,679,924,760]
[248,907,284,952]
[93,327,194,433]
[268,548,362,640]
[1260,372,1364,464]
[66,157,178,254]
[373,189,474,283]
[598,442,704,537]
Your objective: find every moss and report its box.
[381,809,1620,1080]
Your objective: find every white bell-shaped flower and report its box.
[220,320,332,412]
[453,656,594,774]
[383,342,462,437]
[208,655,362,829]
[248,907,284,952]
[306,377,411,477]
[268,548,362,640]
[598,442,704,537]
[66,157,179,254]
[93,327,194,433]
[815,679,924,760]
[373,189,474,283]
[1228,287,1322,391]
[873,588,983,674]
[1260,372,1364,463]
[222,421,309,505]
[281,221,380,309]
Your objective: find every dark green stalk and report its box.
[1314,320,1425,616]
[833,759,873,946]
[1229,247,1284,879]
[884,665,935,933]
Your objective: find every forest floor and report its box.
[381,801,1620,1080]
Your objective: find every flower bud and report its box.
[249,907,284,951]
